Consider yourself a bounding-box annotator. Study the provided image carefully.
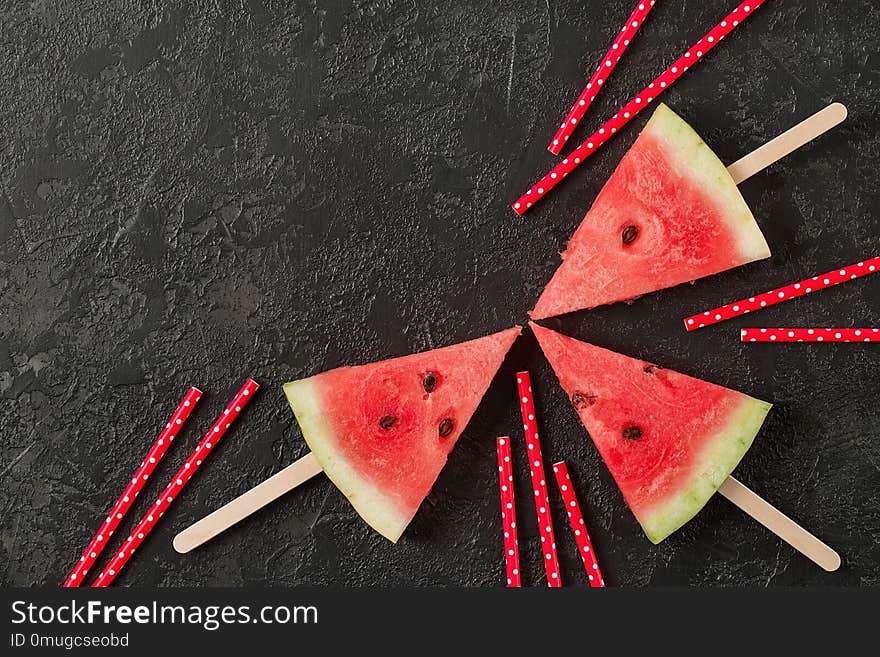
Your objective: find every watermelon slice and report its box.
[531,103,770,320]
[531,322,771,543]
[283,327,521,542]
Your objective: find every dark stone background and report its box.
[1,0,877,587]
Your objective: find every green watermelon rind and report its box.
[283,377,412,542]
[646,103,771,264]
[638,396,773,544]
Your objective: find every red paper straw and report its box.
[91,379,258,587]
[513,0,765,214]
[741,328,880,343]
[548,0,658,155]
[516,371,561,587]
[685,256,879,331]
[63,386,202,587]
[552,461,605,587]
[496,437,521,587]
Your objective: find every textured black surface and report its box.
[1,0,878,587]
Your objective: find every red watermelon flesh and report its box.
[531,103,770,320]
[531,323,771,543]
[283,327,521,542]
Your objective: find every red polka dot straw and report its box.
[685,256,880,331]
[62,386,202,588]
[513,0,766,215]
[741,328,880,343]
[90,379,259,587]
[496,437,521,588]
[552,461,605,587]
[548,1,658,155]
[516,371,561,587]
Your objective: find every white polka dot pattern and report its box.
[516,371,561,587]
[513,0,765,215]
[496,437,521,587]
[548,1,657,155]
[741,328,878,343]
[62,386,202,588]
[90,379,259,587]
[552,462,605,587]
[685,256,880,330]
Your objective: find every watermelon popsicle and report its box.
[531,323,840,571]
[531,102,847,320]
[174,327,521,551]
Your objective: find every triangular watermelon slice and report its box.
[531,322,771,543]
[283,327,521,542]
[531,103,771,320]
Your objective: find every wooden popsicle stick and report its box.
[726,102,847,185]
[718,475,841,572]
[172,452,323,554]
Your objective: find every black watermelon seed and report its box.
[379,415,397,430]
[438,418,454,438]
[622,425,643,440]
[571,392,598,409]
[423,372,437,393]
[622,225,639,245]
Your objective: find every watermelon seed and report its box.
[643,365,661,375]
[422,372,437,393]
[622,426,643,440]
[379,415,398,430]
[622,225,639,245]
[571,392,597,409]
[438,418,454,438]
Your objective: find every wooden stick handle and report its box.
[172,452,323,554]
[718,475,840,572]
[726,102,847,185]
